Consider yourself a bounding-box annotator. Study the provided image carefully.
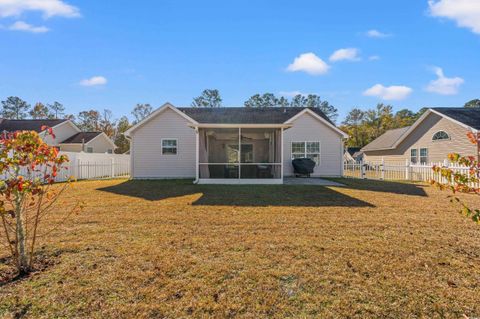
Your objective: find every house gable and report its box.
[130,106,196,178]
[283,112,344,177]
[364,111,477,162]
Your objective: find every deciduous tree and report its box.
[114,116,131,154]
[77,110,101,131]
[132,104,153,124]
[29,102,52,119]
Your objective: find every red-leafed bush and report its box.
[0,128,80,275]
[431,132,480,223]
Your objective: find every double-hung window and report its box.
[162,139,177,155]
[410,149,418,164]
[291,141,321,165]
[420,148,428,164]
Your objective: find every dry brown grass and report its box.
[0,178,479,318]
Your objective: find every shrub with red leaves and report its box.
[431,132,480,223]
[0,129,80,275]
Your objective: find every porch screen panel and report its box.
[199,128,239,179]
[240,128,281,179]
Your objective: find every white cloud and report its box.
[363,84,413,100]
[0,0,80,18]
[426,67,464,95]
[80,76,107,87]
[8,20,48,33]
[329,48,360,62]
[369,55,380,61]
[429,0,480,34]
[286,52,329,75]
[366,29,391,38]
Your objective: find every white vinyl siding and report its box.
[283,112,343,177]
[130,108,196,178]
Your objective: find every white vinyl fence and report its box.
[1,152,130,182]
[344,159,479,187]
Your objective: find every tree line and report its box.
[2,92,479,153]
[0,96,154,154]
[192,89,338,122]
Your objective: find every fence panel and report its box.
[343,160,476,187]
[0,152,130,182]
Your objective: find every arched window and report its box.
[432,131,450,141]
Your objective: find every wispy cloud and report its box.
[368,55,380,61]
[365,29,391,38]
[329,48,360,62]
[80,76,107,87]
[363,84,412,100]
[286,52,329,75]
[8,21,49,33]
[0,0,80,18]
[426,67,464,95]
[429,0,480,34]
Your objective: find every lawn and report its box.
[1,179,479,318]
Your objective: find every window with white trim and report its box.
[162,139,177,155]
[420,148,428,164]
[291,141,320,165]
[86,147,93,153]
[410,148,417,164]
[432,131,450,141]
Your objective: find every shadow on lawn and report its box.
[329,178,428,197]
[97,180,374,207]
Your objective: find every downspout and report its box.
[193,127,200,184]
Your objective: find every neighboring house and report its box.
[0,118,116,154]
[124,103,348,184]
[362,108,480,163]
[344,147,363,162]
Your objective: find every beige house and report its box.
[362,108,480,163]
[124,103,348,184]
[0,118,116,154]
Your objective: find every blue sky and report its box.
[1,0,479,122]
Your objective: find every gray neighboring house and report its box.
[362,108,480,163]
[0,118,116,154]
[124,103,348,184]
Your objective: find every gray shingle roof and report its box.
[431,107,480,130]
[60,132,102,144]
[361,126,410,151]
[177,107,335,125]
[0,119,67,133]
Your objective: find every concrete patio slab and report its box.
[283,177,344,186]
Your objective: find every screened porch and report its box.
[197,127,283,183]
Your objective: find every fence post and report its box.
[405,159,410,181]
[381,157,385,180]
[361,161,366,179]
[111,158,115,178]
